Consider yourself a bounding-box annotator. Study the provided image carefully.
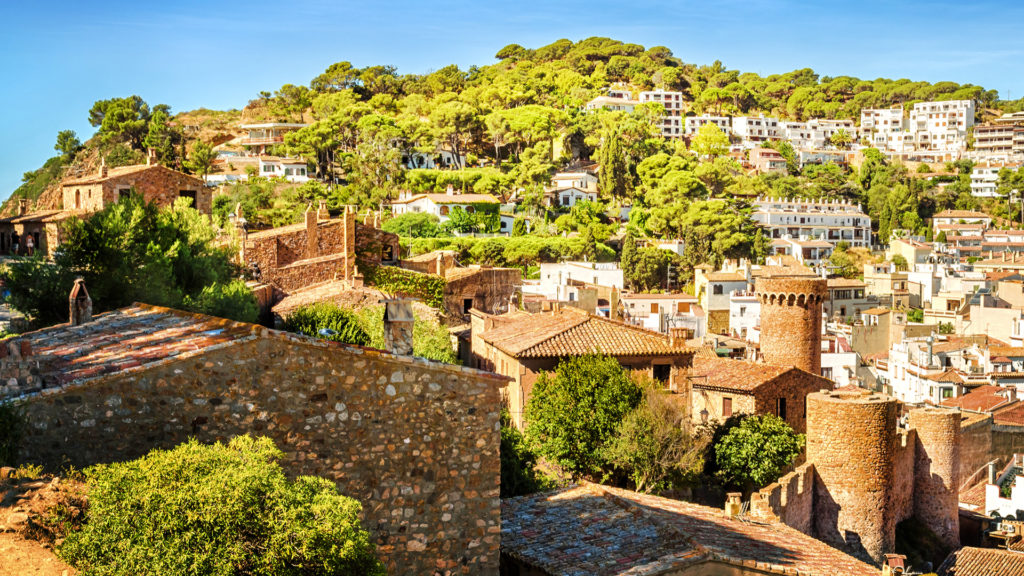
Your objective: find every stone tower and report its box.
[806,390,899,564]
[756,268,826,375]
[907,408,961,550]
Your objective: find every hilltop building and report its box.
[236,122,308,154]
[752,196,872,248]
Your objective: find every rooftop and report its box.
[478,308,690,359]
[933,210,991,219]
[502,484,879,576]
[937,546,1024,576]
[690,357,811,394]
[391,192,500,205]
[63,164,201,187]
[940,385,1014,412]
[827,278,867,288]
[993,402,1024,427]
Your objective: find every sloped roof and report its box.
[827,278,866,288]
[391,193,499,205]
[940,385,1015,412]
[934,210,991,219]
[990,346,1024,358]
[479,308,689,358]
[705,272,747,282]
[502,484,879,576]
[925,369,966,384]
[690,357,800,394]
[63,164,202,187]
[937,546,1024,576]
[993,402,1024,427]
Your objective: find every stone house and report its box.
[688,356,834,433]
[0,202,70,257]
[468,307,694,429]
[3,301,503,575]
[444,266,522,319]
[61,152,210,214]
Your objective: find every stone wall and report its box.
[691,387,757,427]
[357,225,400,266]
[61,183,104,212]
[750,463,815,533]
[908,408,961,549]
[63,166,211,214]
[444,268,522,320]
[756,277,826,375]
[17,334,503,575]
[751,370,832,434]
[0,339,43,399]
[891,430,917,525]
[706,309,730,335]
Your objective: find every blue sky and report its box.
[2,0,1023,199]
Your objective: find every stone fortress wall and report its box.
[756,275,827,375]
[15,329,503,576]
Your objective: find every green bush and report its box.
[182,280,259,323]
[283,302,371,346]
[353,306,458,364]
[362,264,446,309]
[59,436,384,576]
[0,401,24,467]
[501,410,555,498]
[381,212,444,238]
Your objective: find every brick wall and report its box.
[17,334,503,575]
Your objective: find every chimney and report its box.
[724,492,743,517]
[146,147,157,166]
[305,203,318,259]
[317,200,329,221]
[383,299,415,356]
[69,277,92,326]
[98,157,108,178]
[17,199,28,216]
[989,461,998,484]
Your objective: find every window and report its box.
[777,398,787,420]
[651,303,659,314]
[941,388,954,399]
[463,298,473,314]
[722,397,733,417]
[677,302,688,313]
[262,164,274,173]
[118,188,131,202]
[75,189,81,209]
[179,190,197,208]
[465,205,475,213]
[713,284,723,295]
[440,205,449,216]
[653,364,671,386]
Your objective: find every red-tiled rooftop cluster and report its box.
[689,356,794,393]
[937,546,1024,576]
[502,484,879,576]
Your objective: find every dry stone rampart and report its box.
[750,463,814,533]
[16,333,503,575]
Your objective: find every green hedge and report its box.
[362,263,446,309]
[401,236,616,269]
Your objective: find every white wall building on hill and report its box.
[752,197,872,248]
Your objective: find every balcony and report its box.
[238,136,286,146]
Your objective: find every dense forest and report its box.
[9,37,1024,280]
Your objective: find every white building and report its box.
[752,197,872,248]
[971,163,1019,198]
[404,150,466,170]
[258,156,310,183]
[685,114,732,136]
[731,116,781,146]
[585,94,637,113]
[546,171,599,207]
[728,290,760,340]
[528,262,624,303]
[986,455,1024,518]
[638,90,684,138]
[390,188,500,223]
[860,107,905,149]
[909,99,975,152]
[879,336,986,404]
[621,293,703,338]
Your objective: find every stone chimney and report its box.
[98,158,108,178]
[317,200,329,221]
[146,148,157,166]
[724,492,743,517]
[988,461,997,485]
[305,203,318,259]
[383,299,415,356]
[17,199,28,217]
[69,277,92,326]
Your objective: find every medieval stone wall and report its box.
[960,415,995,481]
[750,463,815,533]
[756,277,826,375]
[62,167,210,214]
[17,334,503,575]
[908,408,961,549]
[61,183,104,212]
[751,370,831,434]
[891,430,917,525]
[444,268,522,320]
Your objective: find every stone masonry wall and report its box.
[751,370,832,434]
[17,335,503,575]
[908,408,961,550]
[0,339,43,399]
[690,388,756,426]
[756,277,826,375]
[806,390,898,564]
[444,269,522,320]
[891,430,917,525]
[959,415,994,489]
[750,463,815,533]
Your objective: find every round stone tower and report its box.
[907,407,961,550]
[806,390,899,564]
[756,274,827,375]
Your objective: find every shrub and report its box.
[284,302,371,346]
[361,264,446,309]
[500,410,555,498]
[0,400,24,467]
[382,212,443,238]
[183,280,259,323]
[59,436,384,576]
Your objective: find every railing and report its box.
[238,137,285,146]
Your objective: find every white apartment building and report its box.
[584,94,637,113]
[638,90,685,138]
[258,156,310,183]
[971,163,1019,198]
[685,114,732,136]
[776,119,855,150]
[527,261,625,302]
[881,336,978,404]
[728,290,760,340]
[390,188,501,223]
[752,197,872,248]
[860,107,905,149]
[731,116,781,146]
[621,293,704,338]
[546,171,599,207]
[768,236,834,268]
[909,99,975,152]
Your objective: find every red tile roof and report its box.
[502,484,879,576]
[479,309,691,359]
[690,357,822,394]
[934,210,991,219]
[937,546,1024,576]
[926,369,966,384]
[391,192,499,205]
[940,385,1016,412]
[993,402,1024,427]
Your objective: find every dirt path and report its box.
[0,532,74,576]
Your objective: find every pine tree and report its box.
[621,231,638,290]
[598,131,628,199]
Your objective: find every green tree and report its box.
[182,280,259,323]
[283,302,371,346]
[90,95,153,149]
[829,128,852,150]
[525,354,642,479]
[444,206,477,234]
[382,212,443,238]
[186,140,216,182]
[59,436,384,576]
[501,410,555,498]
[597,130,629,198]
[714,414,804,493]
[690,123,730,158]
[605,386,709,493]
[55,130,82,161]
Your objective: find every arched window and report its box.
[440,205,449,216]
[465,205,475,214]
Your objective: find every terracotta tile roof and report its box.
[479,309,690,358]
[926,369,965,384]
[502,484,879,576]
[934,210,991,219]
[827,278,867,288]
[791,238,833,248]
[690,357,806,394]
[932,339,972,353]
[940,385,1016,412]
[706,272,747,282]
[391,193,499,205]
[991,346,1024,358]
[861,307,890,316]
[993,402,1024,427]
[937,546,1024,576]
[62,164,202,187]
[0,209,66,224]
[959,479,988,509]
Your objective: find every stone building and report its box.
[501,483,879,576]
[756,262,827,375]
[689,356,834,433]
[443,266,522,319]
[747,389,961,565]
[468,307,694,429]
[61,152,210,214]
[2,301,503,575]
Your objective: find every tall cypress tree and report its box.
[598,130,628,199]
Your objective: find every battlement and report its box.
[750,462,815,534]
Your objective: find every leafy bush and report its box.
[500,410,556,497]
[713,414,804,493]
[362,264,446,309]
[352,306,458,364]
[381,212,444,238]
[525,355,642,480]
[283,302,371,346]
[0,401,24,467]
[183,280,259,323]
[59,436,384,576]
